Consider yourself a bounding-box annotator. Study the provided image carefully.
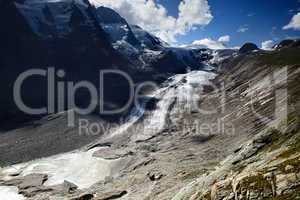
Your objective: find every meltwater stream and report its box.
[0,70,216,199]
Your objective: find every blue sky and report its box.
[92,0,300,48]
[159,0,300,47]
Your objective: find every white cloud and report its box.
[89,0,213,43]
[261,40,275,50]
[181,35,238,49]
[218,35,230,42]
[191,38,226,49]
[283,12,300,30]
[237,25,249,33]
[180,35,231,49]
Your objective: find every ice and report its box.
[0,186,25,200]
[132,70,216,141]
[2,148,121,189]
[107,70,216,142]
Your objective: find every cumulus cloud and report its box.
[188,35,230,49]
[283,12,300,30]
[218,35,230,42]
[261,40,275,50]
[89,0,213,43]
[191,38,226,49]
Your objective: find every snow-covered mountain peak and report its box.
[131,25,168,50]
[95,6,140,48]
[15,0,93,37]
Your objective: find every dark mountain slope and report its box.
[0,0,136,127]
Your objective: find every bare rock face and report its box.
[52,180,78,194]
[2,173,50,197]
[4,173,48,189]
[176,121,300,200]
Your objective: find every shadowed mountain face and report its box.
[0,0,140,127]
[0,0,218,128]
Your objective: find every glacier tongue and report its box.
[98,70,216,142]
[144,71,216,136]
[126,70,216,142]
[1,147,124,189]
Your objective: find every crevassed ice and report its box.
[133,70,216,141]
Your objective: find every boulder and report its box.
[95,190,127,200]
[51,180,78,194]
[147,171,163,181]
[4,173,48,189]
[285,165,295,172]
[71,193,94,200]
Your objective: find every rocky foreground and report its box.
[1,43,300,199]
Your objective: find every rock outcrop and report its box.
[238,43,259,54]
